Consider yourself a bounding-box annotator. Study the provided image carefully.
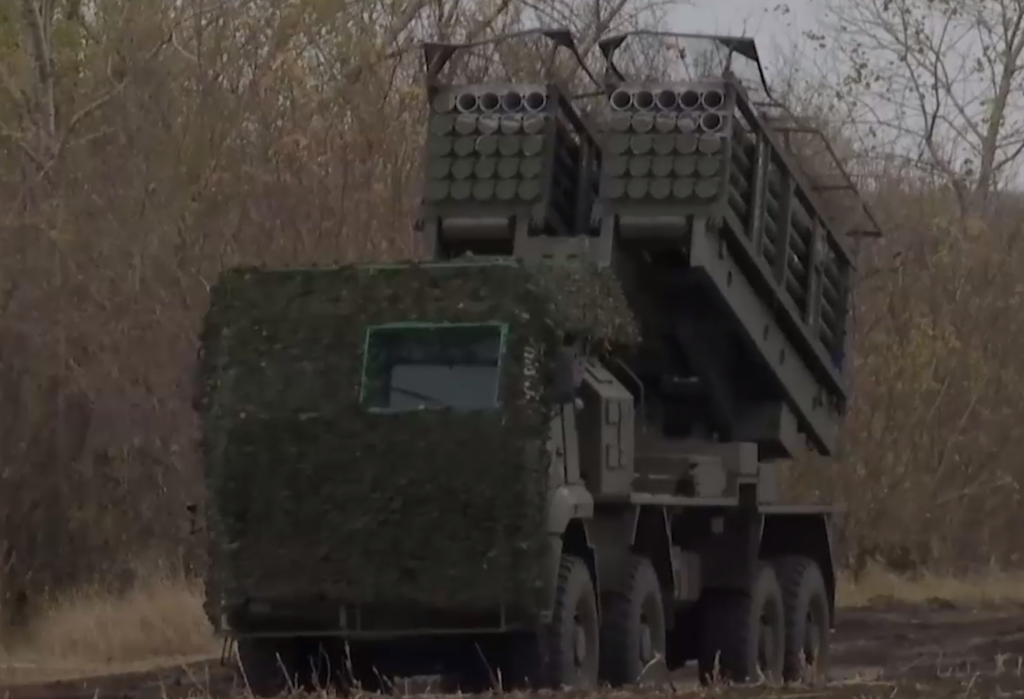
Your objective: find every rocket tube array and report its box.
[601,84,739,202]
[424,87,587,231]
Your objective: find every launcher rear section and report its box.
[418,30,876,459]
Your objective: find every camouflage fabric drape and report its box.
[195,258,637,620]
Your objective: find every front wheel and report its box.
[528,554,600,689]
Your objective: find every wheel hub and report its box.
[574,619,588,668]
[639,618,653,664]
[804,612,821,666]
[758,612,776,671]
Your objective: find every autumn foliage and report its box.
[1,0,1023,628]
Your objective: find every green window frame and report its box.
[359,321,508,412]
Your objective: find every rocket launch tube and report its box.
[456,92,478,113]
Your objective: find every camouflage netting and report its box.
[195,258,638,622]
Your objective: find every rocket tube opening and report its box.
[610,89,633,111]
[656,89,678,110]
[524,91,547,112]
[701,89,724,109]
[700,112,723,132]
[478,92,500,112]
[634,90,655,111]
[501,91,523,111]
[456,92,479,113]
[679,90,701,110]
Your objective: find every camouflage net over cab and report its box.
[196,258,638,621]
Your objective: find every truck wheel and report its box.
[600,554,667,686]
[235,637,300,697]
[698,563,785,684]
[774,556,830,683]
[543,554,601,688]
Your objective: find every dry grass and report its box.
[3,563,1024,687]
[0,572,219,685]
[837,561,1024,608]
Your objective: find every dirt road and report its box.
[4,602,1024,698]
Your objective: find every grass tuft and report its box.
[0,571,218,685]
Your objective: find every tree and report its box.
[0,0,681,623]
[775,0,1024,573]
[822,0,1024,214]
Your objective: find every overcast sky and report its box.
[665,0,826,76]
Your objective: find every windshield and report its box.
[360,322,507,411]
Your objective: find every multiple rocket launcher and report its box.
[419,32,865,457]
[424,83,596,237]
[422,79,740,234]
[423,76,848,354]
[602,84,732,203]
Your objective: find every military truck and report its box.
[193,29,880,695]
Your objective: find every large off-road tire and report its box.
[545,554,600,688]
[698,562,785,685]
[599,554,667,686]
[774,556,830,683]
[505,554,599,689]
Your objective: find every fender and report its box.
[547,484,594,534]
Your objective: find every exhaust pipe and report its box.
[656,89,678,111]
[524,91,547,112]
[610,89,633,111]
[456,92,478,113]
[678,89,701,110]
[701,89,724,109]
[633,90,655,111]
[700,112,724,132]
[478,92,500,113]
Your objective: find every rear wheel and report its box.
[774,556,830,683]
[698,563,785,684]
[600,555,667,686]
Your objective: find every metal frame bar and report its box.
[687,218,841,454]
